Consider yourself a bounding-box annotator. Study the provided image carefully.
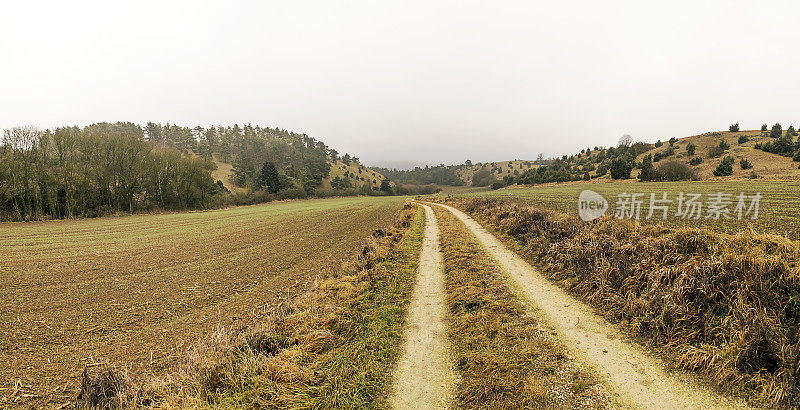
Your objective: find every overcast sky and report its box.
[2,1,799,168]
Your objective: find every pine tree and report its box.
[259,161,282,194]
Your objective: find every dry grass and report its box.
[436,197,800,408]
[0,196,404,407]
[75,204,423,408]
[432,207,615,409]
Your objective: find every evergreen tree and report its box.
[259,161,282,194]
[610,157,633,179]
[770,123,783,138]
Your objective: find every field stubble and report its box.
[0,196,404,407]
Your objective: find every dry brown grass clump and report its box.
[76,204,422,409]
[439,197,800,408]
[433,207,614,409]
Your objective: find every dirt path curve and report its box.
[430,202,750,410]
[390,203,457,409]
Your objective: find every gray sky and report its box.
[2,1,799,169]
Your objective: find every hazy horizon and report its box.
[3,1,800,165]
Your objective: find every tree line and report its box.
[0,123,218,220]
[0,121,384,221]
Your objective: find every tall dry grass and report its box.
[438,197,800,408]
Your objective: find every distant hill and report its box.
[634,130,800,180]
[384,127,800,189]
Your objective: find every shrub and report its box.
[713,156,735,176]
[610,158,633,179]
[761,124,768,131]
[770,123,783,138]
[740,157,753,169]
[738,135,750,144]
[749,171,760,179]
[583,172,590,181]
[638,154,657,181]
[686,143,696,155]
[689,157,704,166]
[655,160,696,181]
[794,149,800,162]
[654,140,663,148]
[729,123,740,132]
[653,147,675,162]
[708,139,729,158]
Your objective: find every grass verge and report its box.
[432,206,614,409]
[77,204,424,409]
[434,197,800,408]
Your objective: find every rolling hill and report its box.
[634,130,800,180]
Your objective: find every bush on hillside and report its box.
[708,139,729,158]
[729,123,740,132]
[689,156,704,166]
[738,135,750,144]
[686,143,696,155]
[653,147,675,162]
[610,158,633,179]
[770,123,783,138]
[656,160,697,181]
[740,157,753,169]
[713,156,735,176]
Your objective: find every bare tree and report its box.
[618,134,633,147]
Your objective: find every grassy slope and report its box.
[326,159,388,189]
[210,154,246,193]
[635,130,800,180]
[211,156,388,191]
[456,160,540,183]
[455,180,800,239]
[454,129,800,186]
[0,196,404,407]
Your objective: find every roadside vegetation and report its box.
[434,197,800,408]
[433,207,614,408]
[76,204,422,408]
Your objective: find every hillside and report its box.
[212,156,387,193]
[455,159,540,182]
[635,130,800,180]
[473,127,800,188]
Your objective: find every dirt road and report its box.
[390,204,457,409]
[431,202,750,410]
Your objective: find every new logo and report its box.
[578,190,608,221]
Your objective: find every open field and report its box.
[449,180,800,239]
[0,196,404,406]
